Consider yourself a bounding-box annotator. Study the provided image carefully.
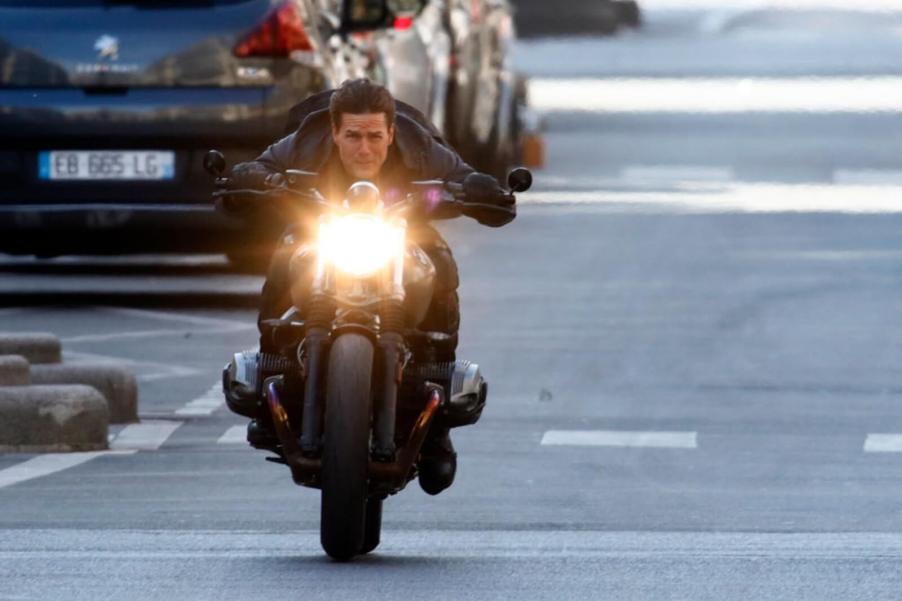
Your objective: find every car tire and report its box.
[614,0,641,28]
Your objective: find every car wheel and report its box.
[614,0,642,28]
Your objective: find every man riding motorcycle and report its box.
[227,78,515,495]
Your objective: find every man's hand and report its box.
[228,161,280,191]
[463,173,511,207]
[461,172,516,227]
[264,172,286,188]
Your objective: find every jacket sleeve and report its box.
[228,132,298,189]
[422,139,477,184]
[421,138,516,228]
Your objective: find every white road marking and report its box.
[520,183,902,213]
[0,451,136,490]
[645,0,900,8]
[175,383,224,417]
[746,250,902,261]
[61,349,200,383]
[530,77,902,114]
[109,420,182,451]
[62,328,216,344]
[698,9,746,34]
[217,426,247,445]
[103,307,254,330]
[621,165,734,183]
[864,434,902,453]
[833,170,902,186]
[541,430,698,449]
[535,170,733,190]
[13,529,902,560]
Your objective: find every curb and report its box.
[30,364,138,424]
[0,385,109,452]
[0,355,30,387]
[0,334,62,365]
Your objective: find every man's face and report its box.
[332,112,395,180]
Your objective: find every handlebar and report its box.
[213,176,516,224]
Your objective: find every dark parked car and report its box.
[0,0,384,261]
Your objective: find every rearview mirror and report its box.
[341,0,427,30]
[507,167,533,193]
[341,0,389,30]
[203,150,226,177]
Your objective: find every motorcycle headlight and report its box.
[318,214,405,276]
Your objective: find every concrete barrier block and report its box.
[0,355,30,386]
[30,364,138,424]
[0,385,109,452]
[0,333,62,365]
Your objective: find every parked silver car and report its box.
[356,0,522,176]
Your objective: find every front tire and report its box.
[320,333,374,561]
[360,497,383,555]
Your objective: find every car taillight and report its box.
[393,16,414,30]
[234,1,313,58]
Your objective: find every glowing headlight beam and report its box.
[318,215,405,276]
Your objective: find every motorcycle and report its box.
[204,150,531,561]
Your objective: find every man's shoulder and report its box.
[284,90,333,135]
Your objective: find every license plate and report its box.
[38,151,175,181]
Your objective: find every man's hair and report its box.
[329,78,396,130]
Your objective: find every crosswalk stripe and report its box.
[175,383,223,417]
[0,451,136,490]
[217,426,247,445]
[541,430,698,449]
[110,421,182,452]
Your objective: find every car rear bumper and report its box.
[0,203,277,255]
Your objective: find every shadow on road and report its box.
[0,255,263,309]
[0,291,260,309]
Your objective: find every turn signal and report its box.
[234,1,313,57]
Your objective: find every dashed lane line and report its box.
[864,434,902,453]
[541,430,698,449]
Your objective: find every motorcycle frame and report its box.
[267,212,443,497]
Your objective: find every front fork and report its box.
[299,226,409,460]
[373,248,408,461]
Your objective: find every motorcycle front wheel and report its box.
[320,333,374,561]
[360,497,383,554]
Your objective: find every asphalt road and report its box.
[4,3,902,599]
